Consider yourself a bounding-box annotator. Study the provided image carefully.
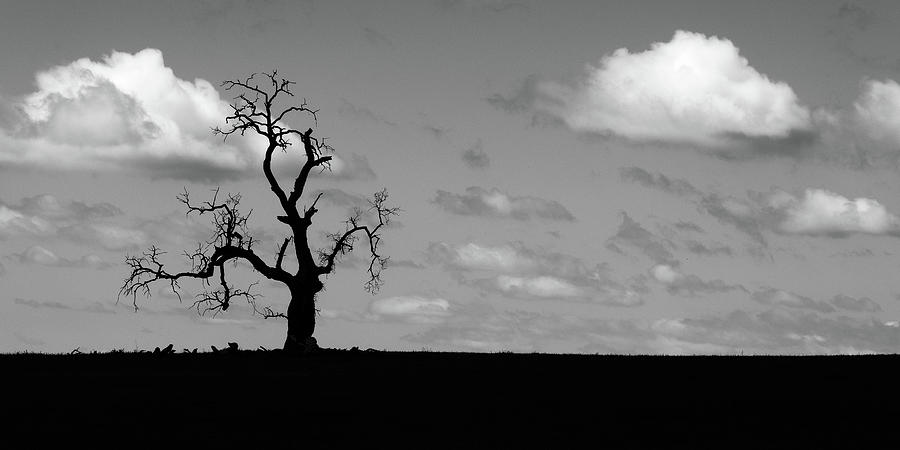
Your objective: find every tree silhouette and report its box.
[119,72,399,353]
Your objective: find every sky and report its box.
[2,0,900,354]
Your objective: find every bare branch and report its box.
[119,189,291,310]
[259,306,289,320]
[317,189,399,293]
[192,271,260,317]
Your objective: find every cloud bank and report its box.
[537,30,811,146]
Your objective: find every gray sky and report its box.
[2,0,900,354]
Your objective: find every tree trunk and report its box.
[283,283,320,354]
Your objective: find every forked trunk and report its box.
[283,282,321,354]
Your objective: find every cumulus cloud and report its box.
[0,48,275,180]
[650,264,744,297]
[697,187,900,245]
[751,287,836,314]
[369,296,452,324]
[768,188,900,237]
[428,241,643,305]
[428,242,536,273]
[853,79,900,147]
[537,30,811,146]
[433,187,574,221]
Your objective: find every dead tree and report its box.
[119,72,398,353]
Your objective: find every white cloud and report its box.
[10,245,112,269]
[17,245,60,265]
[770,188,900,237]
[651,264,681,284]
[751,288,835,313]
[0,205,54,237]
[538,30,811,146]
[496,275,582,298]
[370,296,452,323]
[429,241,644,305]
[429,242,535,273]
[1,48,268,180]
[651,263,744,296]
[853,79,900,145]
[432,187,574,221]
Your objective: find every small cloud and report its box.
[494,275,582,298]
[325,153,377,181]
[853,79,900,149]
[830,294,882,313]
[769,188,900,237]
[536,30,811,147]
[421,123,450,140]
[432,187,574,221]
[606,212,676,264]
[650,264,744,297]
[428,241,534,273]
[438,0,530,13]
[751,287,836,314]
[12,245,60,265]
[684,240,733,257]
[698,193,769,245]
[461,141,490,169]
[309,188,370,208]
[673,221,704,233]
[369,296,452,324]
[619,167,700,197]
[388,259,426,269]
[10,245,114,269]
[337,99,396,127]
[428,240,642,305]
[485,74,541,114]
[14,297,72,310]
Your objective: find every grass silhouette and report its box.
[0,346,896,447]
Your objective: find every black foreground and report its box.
[1,349,897,448]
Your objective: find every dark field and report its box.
[1,349,897,448]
